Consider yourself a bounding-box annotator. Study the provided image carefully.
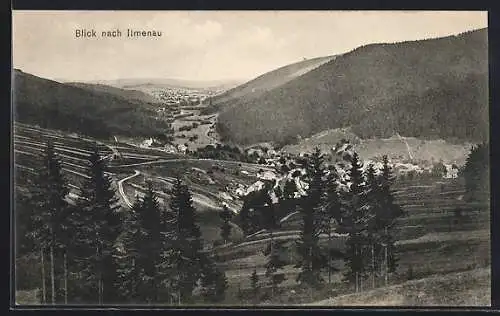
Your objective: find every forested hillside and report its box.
[217,28,488,145]
[13,70,171,139]
[66,82,161,104]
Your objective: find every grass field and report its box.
[309,267,490,306]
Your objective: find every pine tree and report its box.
[117,182,164,303]
[264,239,287,299]
[116,197,143,303]
[72,144,122,304]
[340,152,370,292]
[137,182,163,303]
[364,163,381,289]
[168,177,203,304]
[238,190,267,236]
[250,269,260,304]
[219,205,233,245]
[28,140,71,304]
[461,143,489,203]
[239,195,257,236]
[199,252,228,303]
[378,156,403,281]
[154,200,180,305]
[295,148,327,290]
[321,167,343,284]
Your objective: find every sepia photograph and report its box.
[12,10,490,307]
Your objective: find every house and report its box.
[444,164,459,179]
[177,144,188,154]
[140,138,154,148]
[163,144,177,154]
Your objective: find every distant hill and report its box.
[217,28,488,145]
[66,82,161,104]
[13,69,171,139]
[209,56,335,110]
[85,78,244,91]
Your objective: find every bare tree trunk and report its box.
[270,230,274,299]
[384,245,388,287]
[360,273,363,292]
[50,245,55,305]
[354,246,358,293]
[40,248,46,304]
[328,226,332,284]
[355,272,358,293]
[372,244,375,289]
[64,252,68,304]
[97,244,102,305]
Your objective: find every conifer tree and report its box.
[73,144,122,304]
[295,148,327,290]
[250,269,260,304]
[239,190,267,236]
[239,195,258,236]
[219,205,233,245]
[168,177,203,304]
[264,239,287,299]
[364,163,382,288]
[116,197,143,303]
[154,199,181,305]
[117,182,164,303]
[29,140,71,304]
[340,152,370,292]
[137,182,163,303]
[321,167,343,284]
[378,156,403,282]
[461,143,489,203]
[199,252,228,303]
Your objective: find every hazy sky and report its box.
[13,11,487,82]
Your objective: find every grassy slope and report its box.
[212,56,335,106]
[282,128,473,165]
[309,268,490,306]
[217,28,488,145]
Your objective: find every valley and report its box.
[12,14,489,307]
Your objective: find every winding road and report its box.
[117,170,140,208]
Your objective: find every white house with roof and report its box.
[177,143,188,154]
[140,138,154,148]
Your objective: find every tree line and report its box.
[236,148,403,301]
[16,140,227,305]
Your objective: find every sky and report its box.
[12,11,487,83]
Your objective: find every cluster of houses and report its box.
[139,137,188,154]
[227,140,462,204]
[156,88,215,106]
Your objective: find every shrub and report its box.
[431,160,447,178]
[407,265,415,280]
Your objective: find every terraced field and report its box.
[13,123,265,243]
[14,123,490,305]
[210,174,489,305]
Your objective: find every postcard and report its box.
[12,10,490,307]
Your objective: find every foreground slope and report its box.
[217,28,488,145]
[13,69,170,139]
[309,268,490,306]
